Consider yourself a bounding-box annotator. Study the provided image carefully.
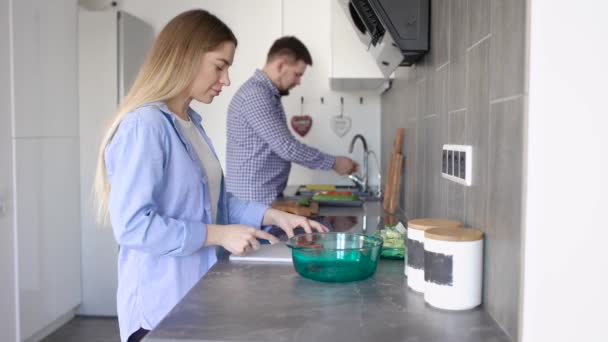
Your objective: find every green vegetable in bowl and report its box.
[375,222,407,259]
[378,227,405,249]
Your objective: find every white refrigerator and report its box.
[78,8,154,316]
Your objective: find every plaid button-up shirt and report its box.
[226,70,335,205]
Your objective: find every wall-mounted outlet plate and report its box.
[441,144,472,186]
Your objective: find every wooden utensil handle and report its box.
[393,128,405,154]
[384,128,405,214]
[388,154,404,214]
[383,153,397,211]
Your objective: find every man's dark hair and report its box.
[266,36,313,66]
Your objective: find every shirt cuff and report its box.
[320,155,336,171]
[240,201,269,228]
[181,221,207,256]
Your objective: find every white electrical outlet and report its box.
[441,144,472,186]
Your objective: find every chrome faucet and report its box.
[348,134,369,194]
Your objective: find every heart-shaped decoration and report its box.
[331,115,352,137]
[291,115,313,137]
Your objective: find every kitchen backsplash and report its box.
[380,0,526,340]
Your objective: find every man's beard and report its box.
[279,89,290,96]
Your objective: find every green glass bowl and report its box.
[286,232,383,283]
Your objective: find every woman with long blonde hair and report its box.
[94,9,327,342]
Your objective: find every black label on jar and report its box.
[407,238,424,270]
[424,250,453,286]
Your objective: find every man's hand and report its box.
[333,156,358,175]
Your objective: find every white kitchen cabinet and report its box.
[0,145,17,342]
[15,138,82,340]
[0,0,18,340]
[0,123,17,342]
[330,0,390,91]
[2,0,81,341]
[12,0,79,138]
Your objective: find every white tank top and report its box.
[175,114,222,223]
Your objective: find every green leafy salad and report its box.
[377,222,407,249]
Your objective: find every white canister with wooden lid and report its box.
[406,219,463,292]
[423,227,484,310]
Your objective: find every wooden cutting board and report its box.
[383,128,405,214]
[271,200,319,217]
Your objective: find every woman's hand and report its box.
[262,208,329,238]
[205,224,279,256]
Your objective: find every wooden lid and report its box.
[425,227,484,242]
[407,218,463,231]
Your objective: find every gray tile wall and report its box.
[380,0,526,340]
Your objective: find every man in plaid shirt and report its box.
[226,36,357,205]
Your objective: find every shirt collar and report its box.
[150,101,203,125]
[253,69,281,98]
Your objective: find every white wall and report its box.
[0,0,18,340]
[119,0,382,187]
[522,1,608,341]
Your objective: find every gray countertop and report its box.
[144,261,510,342]
[144,200,511,342]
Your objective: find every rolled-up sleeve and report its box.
[225,191,268,227]
[106,118,206,257]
